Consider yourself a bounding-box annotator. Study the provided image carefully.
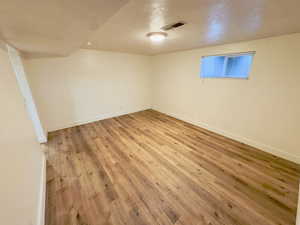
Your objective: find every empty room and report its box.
[1,0,300,225]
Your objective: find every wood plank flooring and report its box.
[45,109,300,225]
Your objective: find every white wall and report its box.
[23,34,300,164]
[152,33,300,163]
[24,49,152,131]
[7,46,47,143]
[0,47,44,225]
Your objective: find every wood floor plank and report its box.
[45,109,300,225]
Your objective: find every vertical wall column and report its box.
[7,45,47,143]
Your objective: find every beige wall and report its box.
[0,47,44,225]
[152,33,300,163]
[24,49,152,132]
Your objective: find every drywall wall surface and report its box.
[24,49,152,131]
[0,47,44,225]
[8,46,47,143]
[152,33,300,163]
[24,34,300,163]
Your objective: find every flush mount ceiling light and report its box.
[146,32,168,42]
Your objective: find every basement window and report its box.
[200,52,255,79]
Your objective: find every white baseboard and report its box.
[38,133,48,144]
[37,153,46,225]
[48,107,300,164]
[36,108,300,224]
[48,107,151,132]
[154,108,300,164]
[297,183,300,225]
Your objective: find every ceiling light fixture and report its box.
[146,32,168,42]
[87,42,92,46]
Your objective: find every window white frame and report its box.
[221,56,229,77]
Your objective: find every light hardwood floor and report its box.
[45,109,300,225]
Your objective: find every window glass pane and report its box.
[201,56,225,78]
[200,53,254,79]
[225,54,253,78]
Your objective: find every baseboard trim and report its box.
[154,109,300,164]
[48,107,151,132]
[46,107,300,164]
[297,183,300,225]
[38,133,48,144]
[37,153,46,225]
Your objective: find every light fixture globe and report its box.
[147,32,168,42]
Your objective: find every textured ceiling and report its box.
[87,0,300,55]
[0,0,128,57]
[1,0,300,57]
